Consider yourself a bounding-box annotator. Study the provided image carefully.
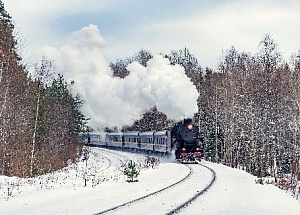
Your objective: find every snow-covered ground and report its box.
[1,147,300,215]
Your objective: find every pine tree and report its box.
[124,160,140,182]
[0,1,12,22]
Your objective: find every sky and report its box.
[1,147,300,214]
[3,0,300,67]
[2,0,300,129]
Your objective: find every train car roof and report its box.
[122,132,140,136]
[106,132,123,136]
[139,131,155,136]
[154,130,168,136]
[105,130,169,137]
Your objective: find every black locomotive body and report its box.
[172,118,202,162]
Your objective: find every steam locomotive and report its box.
[171,118,202,162]
[83,118,203,162]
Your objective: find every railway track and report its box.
[89,150,112,172]
[93,150,216,215]
[94,163,192,215]
[167,163,216,214]
[83,148,129,186]
[93,148,126,166]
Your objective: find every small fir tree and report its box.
[124,160,140,182]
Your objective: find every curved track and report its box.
[92,148,126,165]
[93,148,216,215]
[94,163,192,214]
[84,148,129,186]
[89,150,113,172]
[167,163,216,214]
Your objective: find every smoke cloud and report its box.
[37,24,199,129]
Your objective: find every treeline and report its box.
[199,35,300,179]
[0,2,87,177]
[121,106,174,132]
[111,36,300,187]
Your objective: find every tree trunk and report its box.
[30,87,40,176]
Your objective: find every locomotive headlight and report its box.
[182,148,186,151]
[187,124,193,130]
[196,147,200,151]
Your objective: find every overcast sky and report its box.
[3,0,300,68]
[2,0,300,128]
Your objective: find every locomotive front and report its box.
[173,118,201,162]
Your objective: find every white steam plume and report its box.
[37,24,199,129]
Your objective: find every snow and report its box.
[1,147,300,215]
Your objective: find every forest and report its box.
[1,0,300,196]
[0,2,87,177]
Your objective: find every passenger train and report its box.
[83,118,203,162]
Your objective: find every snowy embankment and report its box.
[0,147,300,215]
